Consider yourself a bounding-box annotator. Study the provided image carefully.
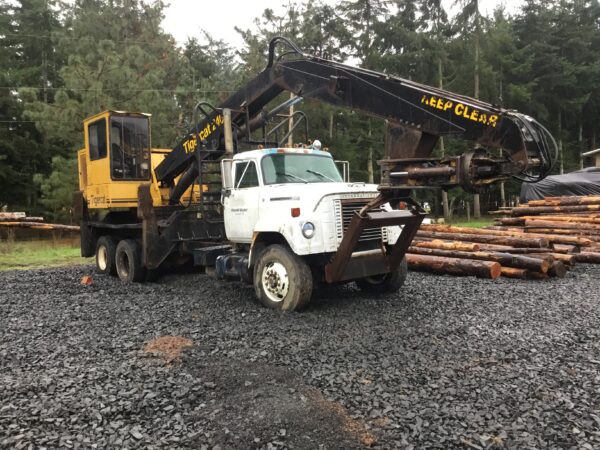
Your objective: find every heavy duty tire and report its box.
[355,257,408,294]
[115,239,146,282]
[95,236,117,276]
[253,244,313,311]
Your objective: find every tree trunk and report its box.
[558,109,564,174]
[500,267,529,279]
[524,219,600,231]
[526,195,600,207]
[472,28,481,218]
[473,194,481,219]
[415,230,549,248]
[367,119,374,183]
[510,204,600,216]
[548,261,567,278]
[497,215,600,225]
[573,252,600,263]
[421,223,593,247]
[412,239,480,252]
[579,119,584,170]
[408,246,550,272]
[437,57,450,222]
[406,253,501,279]
[0,222,80,231]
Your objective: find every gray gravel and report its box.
[1,265,599,449]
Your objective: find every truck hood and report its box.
[262,183,378,216]
[263,182,380,208]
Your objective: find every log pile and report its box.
[407,195,600,280]
[0,212,79,232]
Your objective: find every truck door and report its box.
[223,160,260,242]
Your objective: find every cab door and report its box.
[84,116,110,207]
[223,160,260,242]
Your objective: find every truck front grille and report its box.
[335,199,388,245]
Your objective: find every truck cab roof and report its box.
[233,148,331,160]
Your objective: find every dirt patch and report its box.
[143,336,193,364]
[181,352,367,449]
[308,389,377,447]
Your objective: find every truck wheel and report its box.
[95,236,117,276]
[355,257,408,294]
[115,239,146,282]
[253,244,313,311]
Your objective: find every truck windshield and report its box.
[261,153,343,185]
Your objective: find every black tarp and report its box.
[520,167,600,202]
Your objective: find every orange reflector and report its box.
[291,207,301,217]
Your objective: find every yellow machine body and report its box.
[77,111,200,209]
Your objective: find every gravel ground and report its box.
[1,265,599,449]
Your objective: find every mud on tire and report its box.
[253,244,313,311]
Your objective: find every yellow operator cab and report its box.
[77,110,199,209]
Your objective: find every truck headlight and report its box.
[301,222,315,239]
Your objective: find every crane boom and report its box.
[156,37,557,204]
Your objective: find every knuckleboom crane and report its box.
[156,37,556,203]
[76,37,557,310]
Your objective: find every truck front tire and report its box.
[253,244,313,311]
[115,239,146,282]
[95,236,117,276]
[355,256,408,294]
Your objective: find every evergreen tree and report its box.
[0,0,63,211]
[23,0,182,149]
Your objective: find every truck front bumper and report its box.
[324,204,425,283]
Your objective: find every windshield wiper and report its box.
[306,169,335,182]
[275,171,308,183]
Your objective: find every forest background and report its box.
[1,0,599,222]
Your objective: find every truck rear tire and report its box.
[253,244,313,311]
[95,236,117,276]
[115,239,146,282]
[355,256,408,294]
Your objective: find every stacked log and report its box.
[405,254,502,279]
[0,212,44,222]
[408,195,600,280]
[0,212,78,232]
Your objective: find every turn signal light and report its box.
[291,207,301,217]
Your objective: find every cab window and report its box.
[88,119,107,161]
[110,115,150,180]
[235,161,259,188]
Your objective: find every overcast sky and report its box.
[162,0,525,48]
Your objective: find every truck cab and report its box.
[216,147,418,310]
[223,147,399,252]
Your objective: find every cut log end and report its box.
[548,261,567,278]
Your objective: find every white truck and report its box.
[219,147,409,310]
